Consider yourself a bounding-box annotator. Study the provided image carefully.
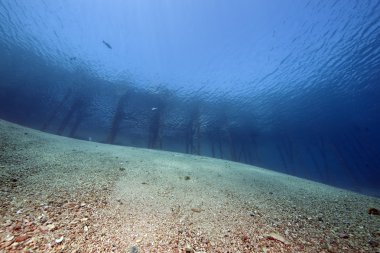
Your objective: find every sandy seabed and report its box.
[0,119,379,253]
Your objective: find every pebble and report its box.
[12,224,22,231]
[15,234,30,242]
[3,220,12,226]
[55,236,64,244]
[4,234,14,241]
[369,240,379,247]
[47,224,56,231]
[265,232,289,245]
[40,216,48,224]
[185,244,194,253]
[368,208,380,215]
[129,245,139,253]
[338,233,349,239]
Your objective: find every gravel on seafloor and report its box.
[1,119,380,253]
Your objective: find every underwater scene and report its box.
[0,0,380,252]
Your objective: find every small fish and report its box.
[102,40,112,49]
[151,107,158,111]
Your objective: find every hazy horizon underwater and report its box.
[1,0,380,252]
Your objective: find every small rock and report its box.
[369,240,379,247]
[185,244,194,253]
[265,232,289,245]
[15,234,30,242]
[84,225,89,232]
[119,167,126,171]
[47,224,56,231]
[39,225,49,232]
[129,245,139,253]
[12,224,21,231]
[338,233,349,239]
[55,236,64,244]
[4,234,14,241]
[3,220,12,227]
[191,208,202,213]
[40,216,48,224]
[369,208,380,215]
[184,176,191,180]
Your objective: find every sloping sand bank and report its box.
[0,119,379,252]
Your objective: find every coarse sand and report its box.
[0,119,379,252]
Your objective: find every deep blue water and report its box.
[0,0,379,196]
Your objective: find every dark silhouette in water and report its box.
[102,40,112,49]
[148,98,166,149]
[41,89,73,131]
[185,103,201,155]
[56,97,85,136]
[107,92,129,144]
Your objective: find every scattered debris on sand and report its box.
[1,119,380,252]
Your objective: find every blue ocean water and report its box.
[0,0,379,196]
